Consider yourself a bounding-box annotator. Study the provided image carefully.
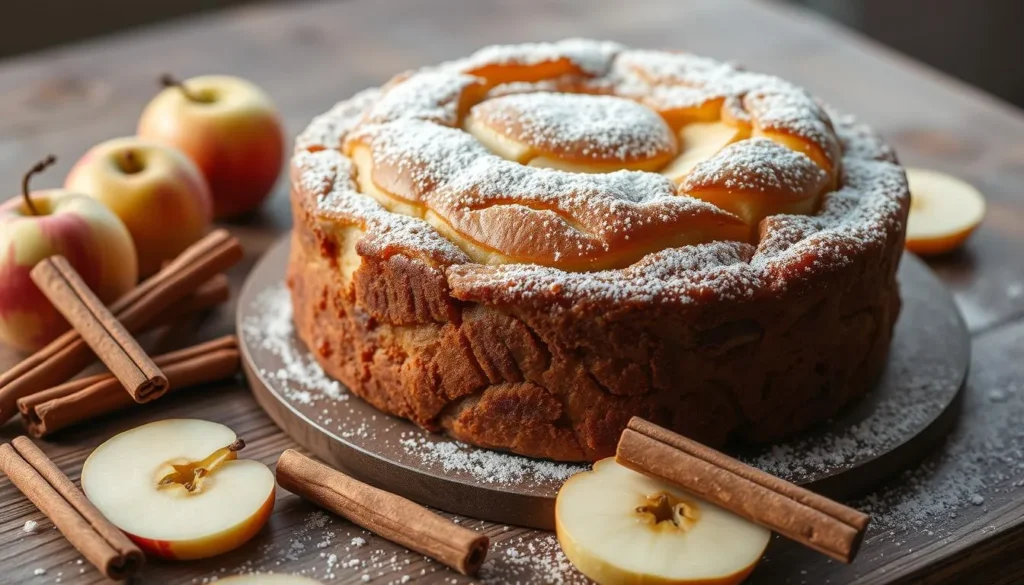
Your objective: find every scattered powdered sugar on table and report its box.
[480,533,586,585]
[190,508,591,585]
[745,358,962,480]
[852,375,1024,532]
[191,511,449,584]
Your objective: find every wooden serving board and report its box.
[239,236,969,530]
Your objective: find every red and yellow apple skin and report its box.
[0,191,138,352]
[128,489,275,560]
[65,137,213,277]
[137,75,285,219]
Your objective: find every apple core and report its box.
[157,438,245,494]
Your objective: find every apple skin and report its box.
[127,488,275,560]
[65,137,213,277]
[0,191,138,352]
[137,75,285,219]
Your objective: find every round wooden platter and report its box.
[238,236,969,530]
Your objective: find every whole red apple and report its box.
[0,157,138,352]
[137,75,285,219]
[65,137,213,277]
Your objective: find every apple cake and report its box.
[287,40,909,461]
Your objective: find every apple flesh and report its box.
[904,167,986,256]
[661,122,744,181]
[65,137,213,277]
[81,419,275,560]
[138,75,285,219]
[556,458,770,585]
[0,185,137,352]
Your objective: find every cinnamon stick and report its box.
[616,417,870,563]
[0,436,143,580]
[156,273,231,325]
[276,450,489,575]
[31,256,168,403]
[18,336,240,437]
[0,230,242,424]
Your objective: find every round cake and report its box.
[287,40,909,462]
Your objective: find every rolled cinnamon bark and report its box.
[276,449,489,575]
[156,274,231,325]
[18,336,240,437]
[31,256,168,403]
[0,230,242,424]
[616,417,870,563]
[0,437,143,580]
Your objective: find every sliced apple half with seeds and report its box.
[556,458,770,585]
[905,167,986,256]
[82,419,275,560]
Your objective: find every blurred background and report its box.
[1,0,1022,108]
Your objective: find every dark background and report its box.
[1,0,1022,108]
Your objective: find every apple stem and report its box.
[160,74,203,103]
[21,155,57,216]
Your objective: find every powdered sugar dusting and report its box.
[351,118,741,267]
[449,240,760,306]
[365,70,481,127]
[293,39,906,288]
[684,138,828,195]
[399,436,584,486]
[243,286,346,404]
[471,92,676,162]
[480,533,585,585]
[450,38,622,77]
[295,88,381,152]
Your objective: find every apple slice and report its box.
[556,458,770,585]
[905,167,985,256]
[661,121,743,182]
[215,575,324,585]
[81,419,275,560]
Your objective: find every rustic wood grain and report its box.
[1,0,1023,583]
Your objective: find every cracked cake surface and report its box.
[287,39,909,461]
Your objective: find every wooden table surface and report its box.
[2,0,1023,583]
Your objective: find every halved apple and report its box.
[215,575,325,585]
[81,419,275,560]
[905,167,985,256]
[556,458,770,585]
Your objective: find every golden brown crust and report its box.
[287,40,909,461]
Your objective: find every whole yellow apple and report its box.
[138,75,285,219]
[65,138,213,277]
[0,157,138,352]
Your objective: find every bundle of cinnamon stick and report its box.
[18,336,240,437]
[0,229,242,428]
[0,437,144,580]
